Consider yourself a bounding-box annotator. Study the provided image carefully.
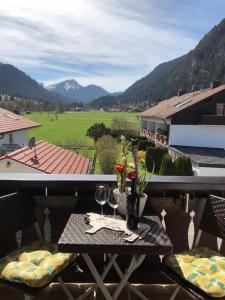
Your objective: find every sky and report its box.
[0,1,225,92]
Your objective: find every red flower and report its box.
[114,163,125,174]
[127,171,136,180]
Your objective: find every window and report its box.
[216,103,225,116]
[9,133,13,144]
[0,133,4,139]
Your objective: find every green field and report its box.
[25,111,140,145]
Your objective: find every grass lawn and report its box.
[25,111,140,145]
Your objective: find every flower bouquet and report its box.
[113,136,154,216]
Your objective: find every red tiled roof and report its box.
[0,108,40,134]
[141,84,225,119]
[1,140,90,174]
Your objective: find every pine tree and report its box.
[159,154,176,175]
[184,157,194,176]
[174,156,186,175]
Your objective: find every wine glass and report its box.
[107,189,121,229]
[95,184,110,219]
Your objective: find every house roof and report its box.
[171,145,225,168]
[0,108,40,134]
[141,84,225,119]
[0,140,90,174]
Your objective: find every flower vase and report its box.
[113,188,147,217]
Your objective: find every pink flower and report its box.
[127,171,136,180]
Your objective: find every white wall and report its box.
[170,125,225,148]
[0,159,43,173]
[0,130,29,147]
[193,166,225,176]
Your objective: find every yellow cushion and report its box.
[165,247,225,298]
[0,241,76,287]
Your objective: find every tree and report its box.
[86,123,111,141]
[96,135,118,174]
[159,154,176,175]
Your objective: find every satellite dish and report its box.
[28,137,36,150]
[28,137,38,163]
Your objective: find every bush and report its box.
[96,136,118,174]
[131,137,155,150]
[146,146,167,173]
[159,154,176,175]
[138,140,155,151]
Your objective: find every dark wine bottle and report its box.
[126,177,140,230]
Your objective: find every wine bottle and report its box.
[126,177,140,230]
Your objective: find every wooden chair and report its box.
[162,194,225,300]
[0,192,77,300]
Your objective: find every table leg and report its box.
[108,254,149,300]
[80,253,148,300]
[82,253,113,300]
[113,254,146,300]
[77,254,118,300]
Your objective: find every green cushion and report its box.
[165,247,225,298]
[0,241,76,287]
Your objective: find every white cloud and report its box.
[0,0,198,91]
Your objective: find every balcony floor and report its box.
[0,283,192,299]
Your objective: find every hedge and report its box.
[146,146,167,173]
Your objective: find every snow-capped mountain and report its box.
[46,79,110,103]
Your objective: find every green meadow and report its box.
[25,111,140,145]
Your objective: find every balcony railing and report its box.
[140,128,168,146]
[1,173,225,299]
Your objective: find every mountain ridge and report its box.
[120,18,225,104]
[91,18,225,108]
[0,63,77,103]
[46,79,110,103]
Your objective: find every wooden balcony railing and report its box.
[1,173,225,296]
[140,128,168,146]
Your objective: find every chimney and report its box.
[210,80,221,89]
[178,89,185,96]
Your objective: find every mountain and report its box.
[0,63,75,103]
[47,79,110,103]
[101,18,225,107]
[89,95,119,108]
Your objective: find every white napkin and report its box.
[85,213,150,243]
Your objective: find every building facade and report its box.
[0,108,40,155]
[141,82,225,175]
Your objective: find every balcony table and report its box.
[58,213,173,300]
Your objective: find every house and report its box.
[0,140,91,174]
[140,81,225,176]
[0,108,40,154]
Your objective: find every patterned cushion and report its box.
[165,247,225,298]
[0,241,76,287]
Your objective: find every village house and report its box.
[0,108,40,155]
[0,108,91,174]
[0,140,91,174]
[141,81,225,176]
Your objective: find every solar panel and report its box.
[174,99,192,108]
